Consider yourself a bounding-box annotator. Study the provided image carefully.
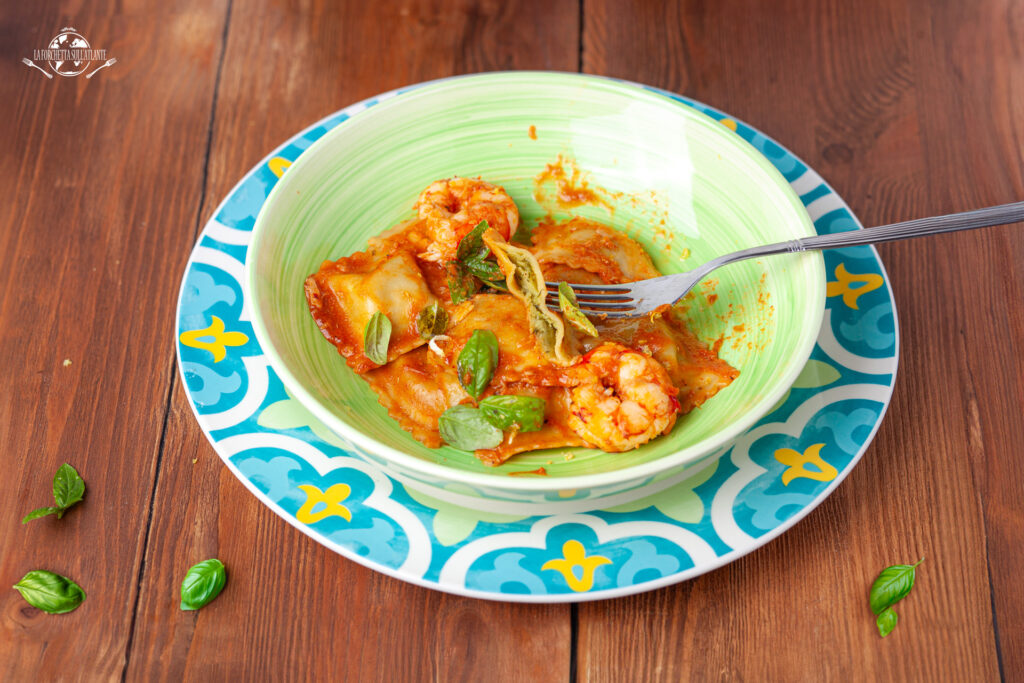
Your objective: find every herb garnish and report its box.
[456,329,499,399]
[13,570,86,614]
[457,220,504,281]
[416,302,448,340]
[180,559,227,611]
[363,311,392,365]
[869,557,923,637]
[558,281,599,337]
[22,463,85,523]
[438,404,503,451]
[479,394,546,432]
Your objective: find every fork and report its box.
[546,201,1024,318]
[21,57,53,79]
[85,58,117,79]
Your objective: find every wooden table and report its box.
[3,0,1022,679]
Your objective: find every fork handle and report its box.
[787,201,1024,253]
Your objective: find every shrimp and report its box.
[415,177,519,262]
[564,342,680,452]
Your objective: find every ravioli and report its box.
[530,217,661,283]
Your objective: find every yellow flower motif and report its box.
[179,316,248,363]
[541,540,612,592]
[774,443,838,485]
[268,156,292,178]
[295,483,352,524]
[826,263,883,310]
[719,118,738,132]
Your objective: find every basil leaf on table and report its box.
[438,405,503,451]
[22,463,85,523]
[456,329,499,399]
[876,607,898,637]
[13,570,86,614]
[416,302,448,340]
[869,558,923,615]
[558,281,599,337]
[479,395,546,432]
[363,311,392,366]
[180,559,227,611]
[52,463,85,514]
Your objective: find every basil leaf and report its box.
[479,395,546,432]
[21,507,60,524]
[481,277,509,292]
[456,329,499,399]
[363,311,392,366]
[416,302,448,340]
[464,258,503,282]
[447,261,479,304]
[869,558,923,615]
[53,463,85,511]
[13,570,86,614]
[558,282,599,337]
[180,559,227,611]
[438,405,503,450]
[456,220,491,264]
[876,607,898,637]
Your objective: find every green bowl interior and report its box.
[249,73,824,484]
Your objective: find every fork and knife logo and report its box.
[22,27,115,80]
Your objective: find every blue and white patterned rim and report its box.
[175,74,898,602]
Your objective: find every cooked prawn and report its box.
[564,342,679,451]
[415,177,519,262]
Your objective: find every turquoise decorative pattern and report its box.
[175,77,897,602]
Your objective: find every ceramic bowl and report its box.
[246,72,824,513]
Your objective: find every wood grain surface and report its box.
[0,0,1020,680]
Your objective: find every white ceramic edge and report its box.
[243,71,826,494]
[175,73,899,602]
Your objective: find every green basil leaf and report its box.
[456,329,499,399]
[53,463,85,511]
[447,261,479,304]
[876,607,898,637]
[363,311,392,366]
[456,220,491,264]
[416,302,448,340]
[438,405,503,451]
[21,507,60,524]
[558,282,599,337]
[180,558,227,611]
[13,570,86,614]
[869,558,923,615]
[464,257,503,282]
[481,277,509,292]
[479,395,546,432]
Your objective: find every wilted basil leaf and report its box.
[447,261,479,304]
[416,302,448,340]
[438,405,503,451]
[13,570,86,614]
[456,329,499,399]
[21,507,61,524]
[558,282,598,337]
[180,559,227,611]
[876,607,898,637]
[363,311,392,366]
[869,558,923,615]
[52,463,85,514]
[479,395,546,432]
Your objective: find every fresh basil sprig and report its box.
[456,329,499,399]
[13,570,86,614]
[22,463,85,523]
[479,395,546,432]
[457,220,504,281]
[416,302,448,340]
[363,311,392,365]
[180,558,227,611]
[869,557,923,637]
[438,404,503,451]
[558,282,599,337]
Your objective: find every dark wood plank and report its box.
[0,3,229,679]
[579,0,1020,679]
[125,0,578,679]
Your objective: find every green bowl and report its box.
[246,72,824,512]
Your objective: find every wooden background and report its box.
[2,0,1022,679]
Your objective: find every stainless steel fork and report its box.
[545,201,1024,318]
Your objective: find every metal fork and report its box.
[546,201,1024,318]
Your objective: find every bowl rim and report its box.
[245,70,826,492]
